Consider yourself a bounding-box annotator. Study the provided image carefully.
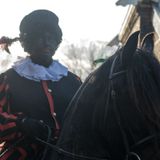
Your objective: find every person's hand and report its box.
[17,117,48,139]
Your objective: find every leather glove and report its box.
[17,117,49,139]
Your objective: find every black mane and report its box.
[56,32,160,160]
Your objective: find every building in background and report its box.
[117,0,160,59]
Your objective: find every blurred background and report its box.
[0,0,160,81]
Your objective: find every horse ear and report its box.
[122,31,140,66]
[140,32,154,53]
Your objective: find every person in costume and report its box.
[0,9,82,160]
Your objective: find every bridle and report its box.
[109,53,159,160]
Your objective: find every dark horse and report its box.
[46,31,160,160]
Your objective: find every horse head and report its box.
[52,31,160,160]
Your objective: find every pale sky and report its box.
[0,0,128,43]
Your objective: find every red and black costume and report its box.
[0,62,81,159]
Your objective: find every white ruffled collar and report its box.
[12,57,68,82]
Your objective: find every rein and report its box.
[36,138,109,160]
[109,55,131,157]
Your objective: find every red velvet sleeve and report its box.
[0,74,22,143]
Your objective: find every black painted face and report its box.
[21,31,58,67]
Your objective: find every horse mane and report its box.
[86,44,160,133]
[57,32,160,159]
[127,50,160,130]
